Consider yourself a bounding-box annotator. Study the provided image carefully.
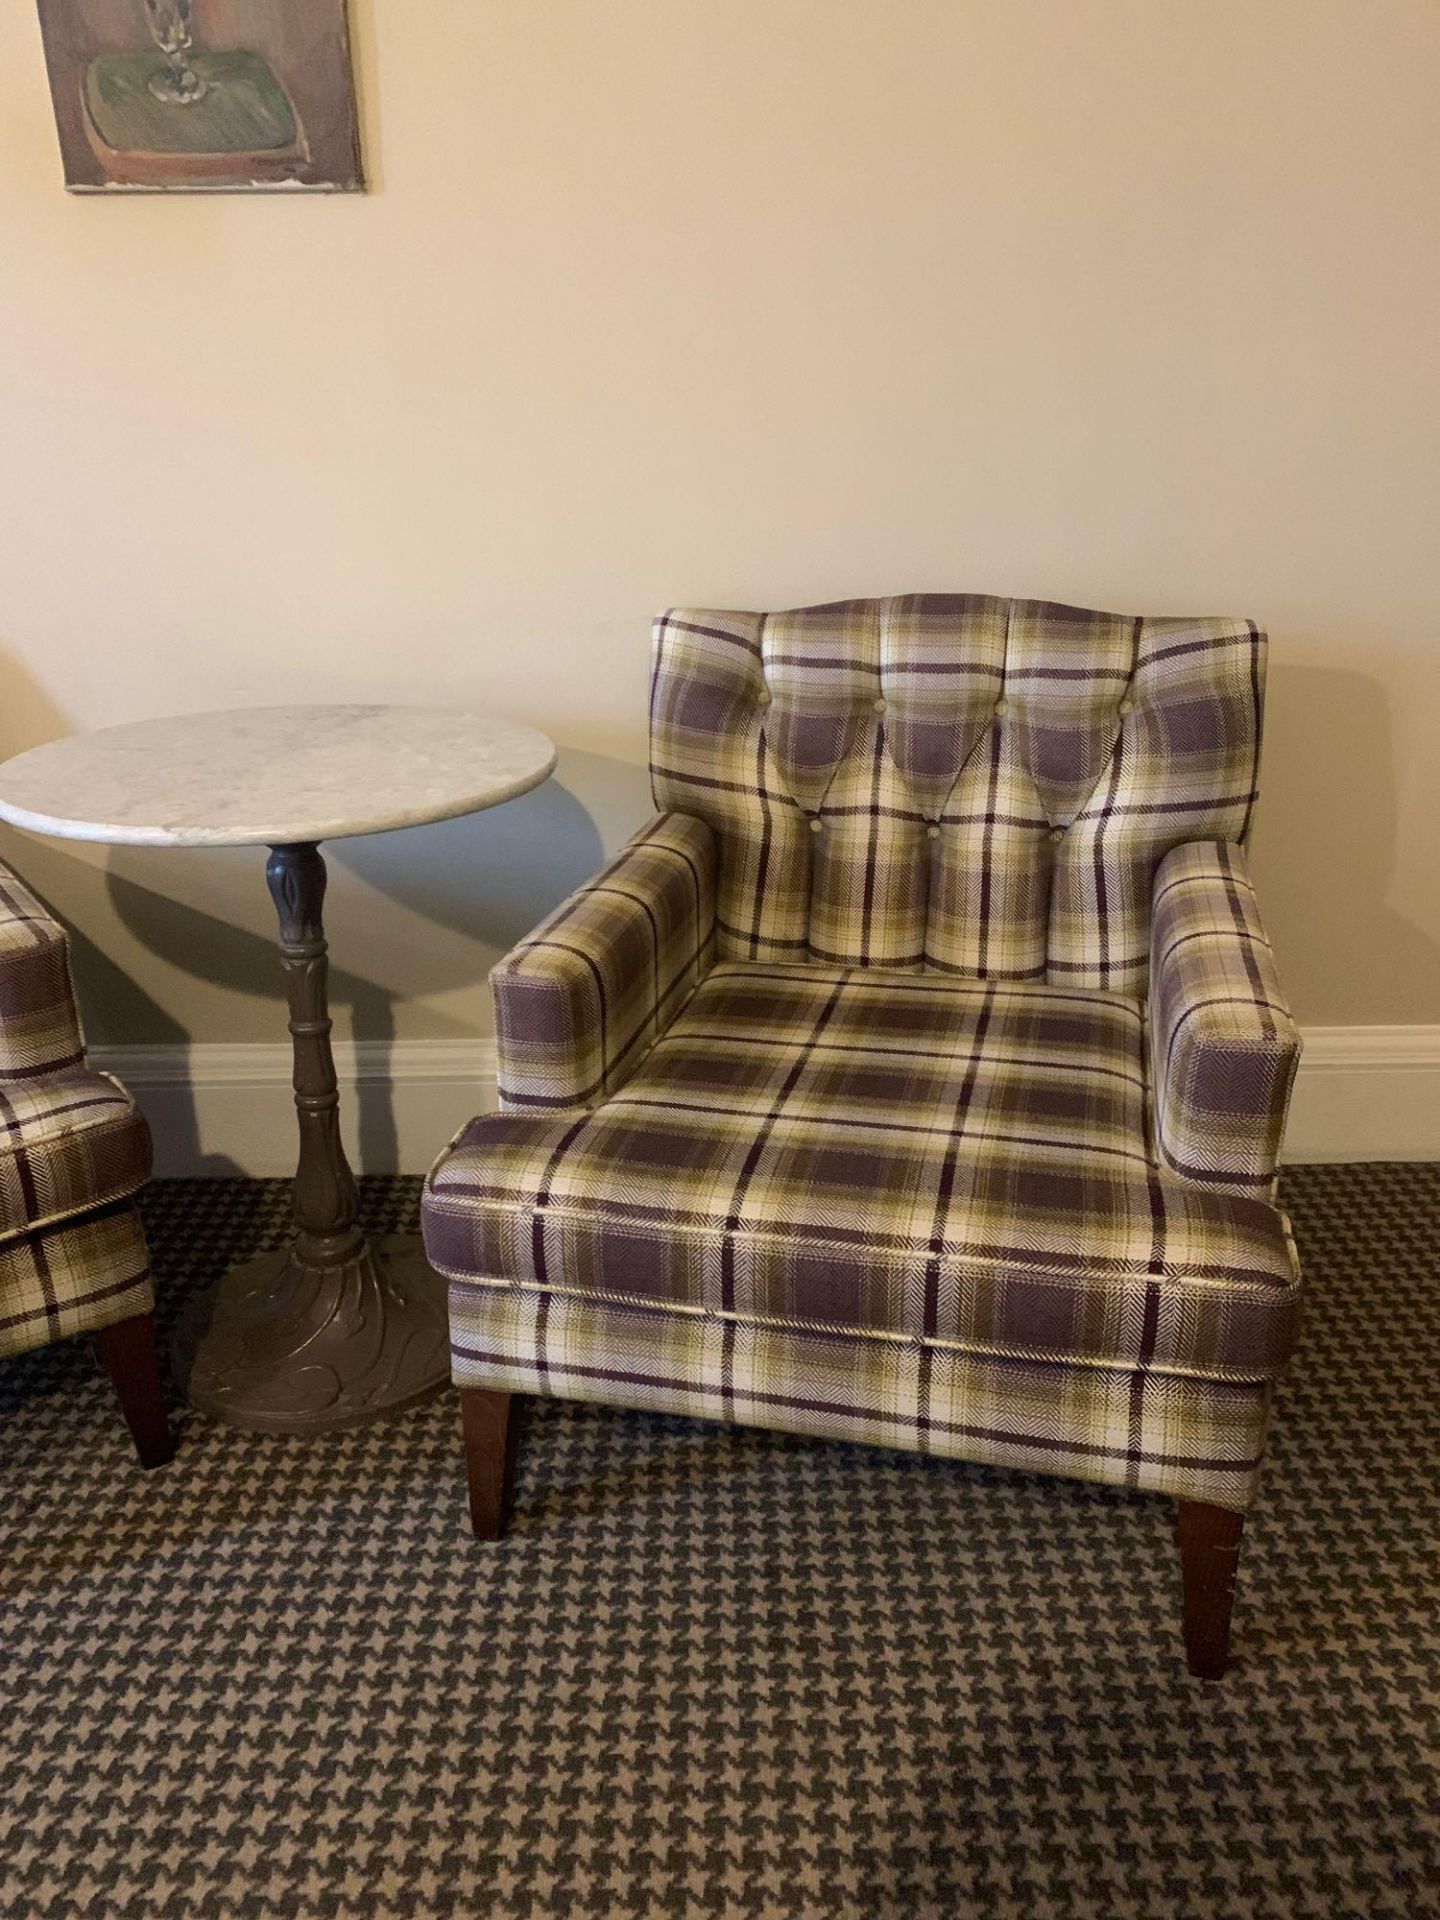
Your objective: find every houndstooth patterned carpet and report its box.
[2,1166,1437,1919]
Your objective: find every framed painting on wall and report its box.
[36,1,364,192]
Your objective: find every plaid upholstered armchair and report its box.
[424,597,1302,1678]
[0,863,172,1468]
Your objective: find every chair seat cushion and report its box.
[425,964,1301,1380]
[0,1071,153,1244]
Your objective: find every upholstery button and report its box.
[757,688,772,707]
[994,697,1008,717]
[1118,696,1133,716]
[1050,827,1064,843]
[926,825,940,841]
[873,697,887,715]
[809,816,823,834]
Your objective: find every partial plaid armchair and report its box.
[0,863,172,1467]
[424,596,1302,1677]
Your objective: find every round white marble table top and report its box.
[0,705,557,847]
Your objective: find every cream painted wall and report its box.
[2,0,1437,1052]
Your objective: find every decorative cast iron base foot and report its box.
[176,1232,449,1434]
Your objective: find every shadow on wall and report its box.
[0,642,636,1171]
[327,745,641,951]
[94,753,617,1170]
[96,873,396,1175]
[0,647,242,1172]
[1255,663,1440,1026]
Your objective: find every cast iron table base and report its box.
[176,843,449,1432]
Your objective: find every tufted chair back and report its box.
[650,595,1265,993]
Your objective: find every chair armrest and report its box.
[1149,841,1301,1198]
[0,865,87,1079]
[491,812,716,1112]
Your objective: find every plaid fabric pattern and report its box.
[448,1280,1274,1511]
[0,859,157,1360]
[427,964,1300,1381]
[0,1202,152,1361]
[491,813,716,1112]
[1151,840,1302,1198]
[649,597,1265,991]
[0,1070,153,1243]
[0,865,86,1079]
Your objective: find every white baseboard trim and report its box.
[91,1039,499,1179]
[1282,1026,1440,1165]
[91,1026,1440,1178]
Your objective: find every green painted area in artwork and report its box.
[85,52,298,155]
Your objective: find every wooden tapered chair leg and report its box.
[1177,1499,1245,1679]
[96,1311,176,1470]
[460,1387,519,1540]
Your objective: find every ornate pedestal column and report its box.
[177,844,450,1432]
